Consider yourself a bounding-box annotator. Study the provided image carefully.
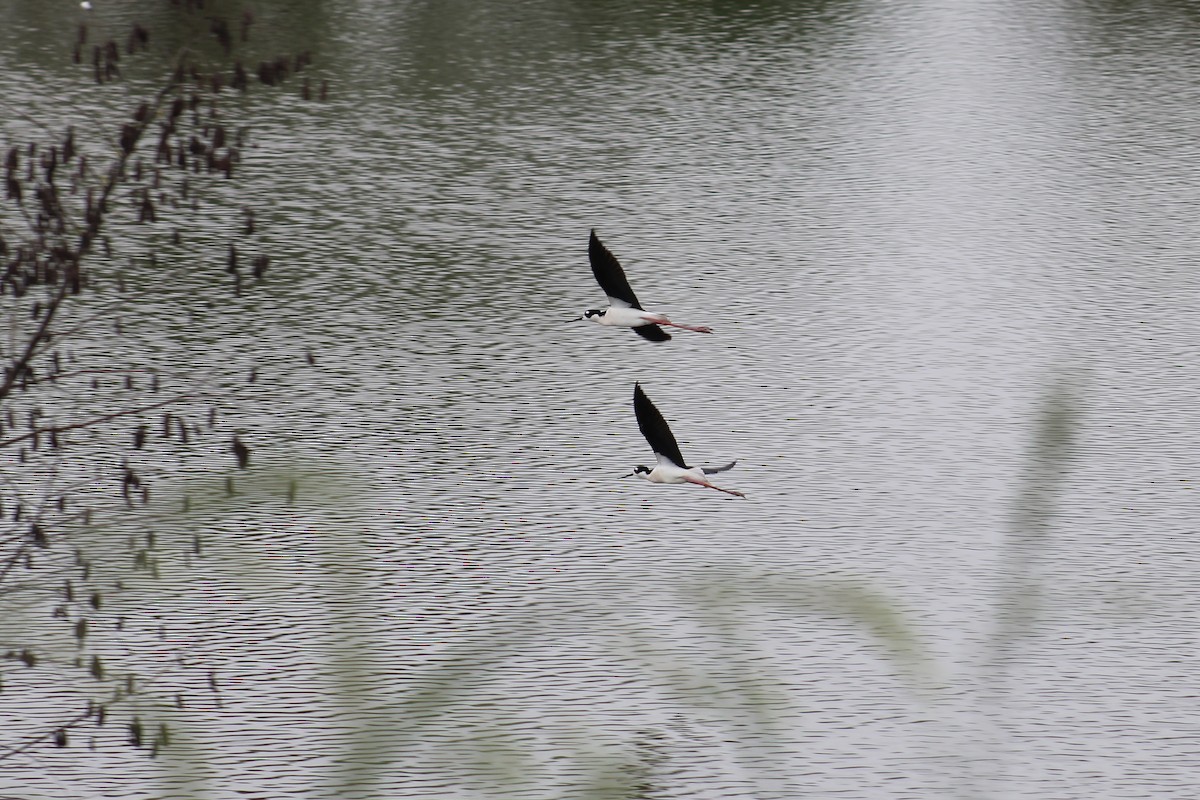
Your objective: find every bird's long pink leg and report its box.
[647,315,713,334]
[686,476,746,498]
[664,321,714,334]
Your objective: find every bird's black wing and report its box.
[633,383,688,468]
[633,324,672,342]
[589,230,643,309]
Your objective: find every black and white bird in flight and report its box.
[625,383,744,498]
[575,230,713,342]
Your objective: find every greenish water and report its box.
[2,1,1199,798]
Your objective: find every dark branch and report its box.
[0,394,197,449]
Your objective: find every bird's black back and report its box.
[633,383,688,468]
[589,230,643,309]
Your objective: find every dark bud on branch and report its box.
[232,61,248,92]
[231,436,249,469]
[127,23,149,55]
[119,123,139,155]
[103,40,120,81]
[257,56,292,87]
[210,18,232,54]
[138,191,156,223]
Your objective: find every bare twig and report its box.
[0,50,190,407]
[0,393,198,449]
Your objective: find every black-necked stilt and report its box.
[625,383,744,498]
[575,230,713,342]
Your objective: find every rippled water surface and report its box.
[3,0,1200,797]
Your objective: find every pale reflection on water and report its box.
[3,0,1200,797]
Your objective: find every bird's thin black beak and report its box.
[568,316,582,323]
[619,471,636,478]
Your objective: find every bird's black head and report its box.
[633,465,651,475]
[583,308,605,320]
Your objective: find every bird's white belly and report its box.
[599,306,655,328]
[645,465,702,485]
